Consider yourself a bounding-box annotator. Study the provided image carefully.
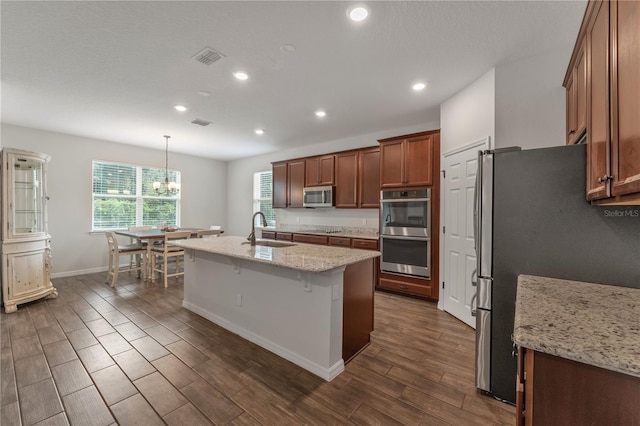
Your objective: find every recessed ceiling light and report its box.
[280,44,296,53]
[315,110,327,118]
[198,91,211,97]
[174,105,187,112]
[255,129,265,135]
[347,5,369,22]
[233,71,249,81]
[412,82,427,91]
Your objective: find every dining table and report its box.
[115,228,222,280]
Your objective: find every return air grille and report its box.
[191,119,212,127]
[192,47,225,65]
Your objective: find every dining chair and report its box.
[105,232,147,288]
[150,230,192,288]
[196,229,223,238]
[127,226,152,270]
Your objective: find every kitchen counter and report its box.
[174,235,377,381]
[513,274,640,378]
[173,236,379,272]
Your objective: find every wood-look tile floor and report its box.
[0,272,515,425]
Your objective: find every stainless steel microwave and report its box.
[302,186,335,208]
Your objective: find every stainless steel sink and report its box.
[242,240,297,248]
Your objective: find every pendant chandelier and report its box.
[153,135,180,194]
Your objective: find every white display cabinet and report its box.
[1,148,57,313]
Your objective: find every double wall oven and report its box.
[380,189,431,278]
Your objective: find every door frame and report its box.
[437,136,490,320]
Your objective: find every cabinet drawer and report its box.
[293,234,328,245]
[329,237,352,247]
[378,277,432,298]
[352,239,378,250]
[261,231,276,240]
[275,232,293,241]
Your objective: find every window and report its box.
[253,171,276,227]
[92,160,181,230]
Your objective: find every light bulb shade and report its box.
[168,181,177,191]
[153,181,161,190]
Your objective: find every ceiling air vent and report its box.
[192,47,225,66]
[191,119,212,127]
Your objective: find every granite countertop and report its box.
[263,227,379,241]
[513,274,640,378]
[173,236,380,273]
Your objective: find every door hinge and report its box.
[443,226,445,234]
[441,170,446,178]
[442,281,445,289]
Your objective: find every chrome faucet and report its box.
[247,211,267,246]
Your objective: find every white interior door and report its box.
[442,138,488,328]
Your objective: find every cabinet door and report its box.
[288,160,305,208]
[586,0,611,200]
[358,147,380,208]
[304,157,320,187]
[5,248,49,300]
[566,73,577,144]
[380,140,404,188]
[611,0,640,197]
[405,135,433,186]
[576,43,587,139]
[318,155,335,185]
[335,152,358,208]
[272,162,288,208]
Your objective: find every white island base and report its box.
[182,248,373,381]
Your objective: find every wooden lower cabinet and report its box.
[378,272,434,299]
[292,234,328,245]
[516,348,640,426]
[342,259,374,363]
[328,236,351,247]
[275,232,293,241]
[261,230,276,240]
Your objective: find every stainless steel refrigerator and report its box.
[473,143,640,404]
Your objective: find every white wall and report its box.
[1,124,227,276]
[440,69,496,155]
[495,48,570,149]
[225,120,440,237]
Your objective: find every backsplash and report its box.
[276,208,379,235]
[276,223,378,236]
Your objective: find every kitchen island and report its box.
[513,275,640,425]
[173,236,380,381]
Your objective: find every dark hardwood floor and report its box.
[0,272,514,425]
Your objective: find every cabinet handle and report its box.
[597,174,613,183]
[568,129,576,135]
[399,285,408,289]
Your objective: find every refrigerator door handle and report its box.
[470,293,477,317]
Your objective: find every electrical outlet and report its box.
[362,218,367,225]
[296,217,300,223]
[235,294,242,306]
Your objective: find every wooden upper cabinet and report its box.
[358,147,380,208]
[567,42,587,144]
[610,0,640,198]
[287,160,305,208]
[272,162,288,208]
[335,151,359,208]
[335,147,381,208]
[380,132,435,188]
[305,155,334,187]
[586,0,610,200]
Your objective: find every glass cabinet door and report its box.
[8,153,48,236]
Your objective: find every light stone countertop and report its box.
[513,274,640,378]
[173,235,380,273]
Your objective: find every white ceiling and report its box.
[1,1,586,161]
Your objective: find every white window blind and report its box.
[253,171,275,227]
[92,160,181,230]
